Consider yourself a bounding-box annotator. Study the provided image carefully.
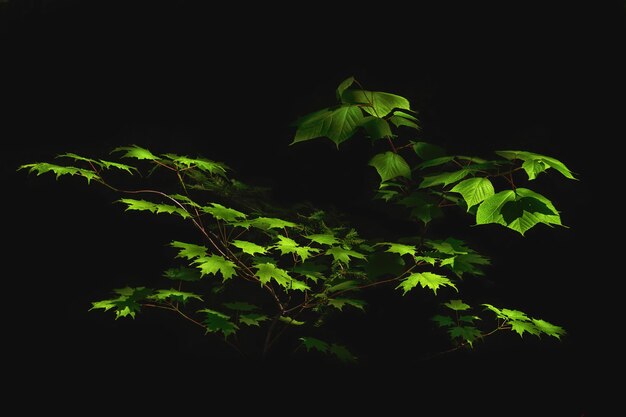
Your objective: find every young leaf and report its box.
[19,163,101,184]
[369,152,411,183]
[412,142,446,160]
[249,217,298,230]
[162,154,227,176]
[239,313,269,327]
[149,289,203,303]
[419,169,471,188]
[450,177,495,210]
[327,298,366,311]
[112,145,160,161]
[194,255,237,281]
[448,326,482,346]
[198,309,238,337]
[336,76,355,100]
[396,272,457,295]
[279,316,305,326]
[341,89,411,118]
[202,203,246,222]
[231,240,267,256]
[254,263,309,290]
[170,241,208,260]
[98,160,138,174]
[163,267,202,282]
[532,319,566,339]
[445,299,471,311]
[325,247,367,264]
[117,199,158,213]
[378,242,416,257]
[510,320,541,337]
[292,105,365,146]
[329,344,356,363]
[306,234,340,246]
[299,337,329,353]
[495,150,576,180]
[272,235,320,262]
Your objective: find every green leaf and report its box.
[326,280,360,293]
[532,319,566,339]
[292,105,365,146]
[329,344,356,363]
[162,154,227,176]
[223,302,258,312]
[416,156,455,169]
[412,142,446,160]
[379,242,416,257]
[399,192,443,224]
[459,315,481,323]
[154,204,191,219]
[510,320,541,337]
[198,309,238,337]
[90,287,153,319]
[501,309,530,321]
[299,337,329,353]
[341,89,411,118]
[419,169,471,188]
[19,163,101,184]
[450,177,495,210]
[292,262,326,283]
[327,298,366,311]
[254,263,309,291]
[368,152,411,183]
[415,256,437,266]
[496,150,576,180]
[202,203,247,222]
[112,145,160,161]
[272,235,320,262]
[364,252,406,279]
[432,315,455,327]
[249,217,298,230]
[445,299,471,311]
[239,313,269,327]
[231,240,267,256]
[360,117,392,140]
[396,272,457,295]
[448,326,482,346]
[98,160,138,174]
[279,316,305,326]
[170,241,208,260]
[163,267,201,282]
[194,255,237,281]
[149,289,203,303]
[306,234,340,246]
[117,198,158,213]
[476,189,562,235]
[325,247,367,264]
[336,76,355,101]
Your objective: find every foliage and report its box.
[19,78,575,362]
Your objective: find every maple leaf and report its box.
[378,242,416,257]
[97,159,137,174]
[170,241,208,260]
[432,315,455,327]
[149,289,203,303]
[223,302,258,312]
[329,344,356,363]
[292,262,326,282]
[254,262,290,286]
[162,154,228,176]
[272,235,320,262]
[90,287,153,319]
[194,255,237,281]
[154,204,191,219]
[327,298,367,311]
[299,337,329,353]
[448,326,482,346]
[396,272,457,295]
[510,320,541,337]
[532,319,566,339]
[198,309,238,337]
[239,313,269,327]
[117,198,157,213]
[326,280,360,293]
[231,240,267,256]
[112,145,160,161]
[169,194,201,208]
[163,267,201,282]
[19,163,101,183]
[414,256,437,266]
[249,217,298,230]
[325,246,367,264]
[305,234,340,246]
[501,309,530,321]
[202,203,246,222]
[445,299,471,311]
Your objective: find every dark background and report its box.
[2,0,623,413]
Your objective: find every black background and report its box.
[2,1,623,414]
